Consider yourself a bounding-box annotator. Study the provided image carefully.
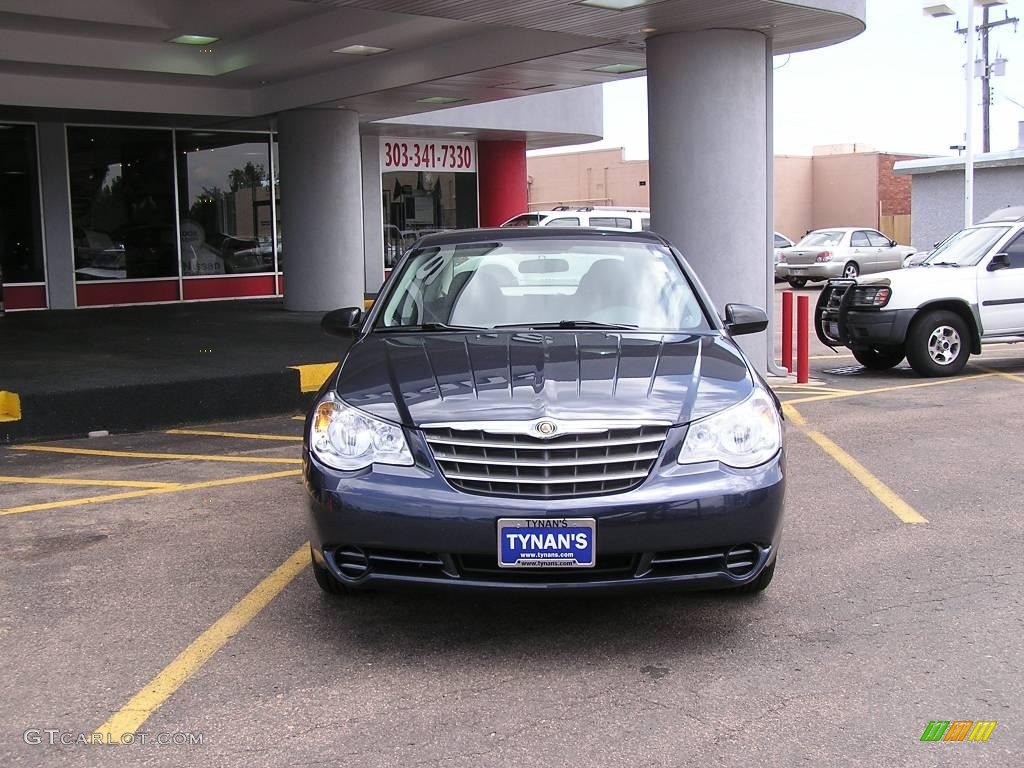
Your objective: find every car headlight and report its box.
[677,388,782,468]
[849,286,891,308]
[310,392,413,471]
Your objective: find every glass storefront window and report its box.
[177,131,276,276]
[382,171,477,267]
[67,127,177,281]
[0,123,44,283]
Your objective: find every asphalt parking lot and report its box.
[2,290,1023,766]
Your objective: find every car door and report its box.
[849,230,874,272]
[867,230,901,271]
[978,230,1024,335]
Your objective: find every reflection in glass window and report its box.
[382,170,478,268]
[0,124,44,283]
[68,127,177,281]
[177,132,275,276]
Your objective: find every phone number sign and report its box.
[380,138,476,173]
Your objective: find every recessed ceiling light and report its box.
[333,44,390,55]
[577,0,662,10]
[493,82,555,91]
[588,63,646,74]
[450,131,473,136]
[416,96,467,105]
[640,27,657,33]
[169,34,220,45]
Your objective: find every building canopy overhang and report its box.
[0,0,864,123]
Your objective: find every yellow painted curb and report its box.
[288,363,337,393]
[0,391,21,422]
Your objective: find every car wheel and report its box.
[787,278,807,289]
[311,546,349,595]
[852,346,905,370]
[906,310,971,377]
[843,262,860,278]
[733,558,776,594]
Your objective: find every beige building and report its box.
[527,144,928,244]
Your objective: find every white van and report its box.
[501,207,650,232]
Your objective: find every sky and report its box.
[532,0,1024,160]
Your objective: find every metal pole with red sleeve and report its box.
[797,294,810,384]
[781,291,793,372]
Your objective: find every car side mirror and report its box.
[987,253,1011,272]
[321,307,363,337]
[889,239,898,248]
[724,303,769,336]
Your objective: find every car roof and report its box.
[413,227,669,248]
[980,206,1024,223]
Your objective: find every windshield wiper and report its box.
[930,262,961,267]
[493,320,639,330]
[375,322,486,333]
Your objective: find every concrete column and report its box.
[477,140,527,227]
[360,134,385,293]
[647,30,771,369]
[278,109,364,311]
[37,122,76,309]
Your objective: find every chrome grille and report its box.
[422,423,669,498]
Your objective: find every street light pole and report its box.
[965,0,976,226]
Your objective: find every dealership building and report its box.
[0,0,865,369]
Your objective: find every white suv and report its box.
[815,207,1024,377]
[501,207,650,231]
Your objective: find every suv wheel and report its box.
[852,345,905,370]
[906,310,970,377]
[311,546,349,595]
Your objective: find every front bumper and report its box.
[303,433,785,593]
[815,280,915,348]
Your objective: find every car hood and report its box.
[857,266,975,290]
[333,331,753,427]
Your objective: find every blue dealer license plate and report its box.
[497,518,596,568]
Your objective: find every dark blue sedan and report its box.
[303,228,784,594]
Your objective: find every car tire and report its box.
[843,262,860,278]
[905,310,971,377]
[852,346,905,370]
[311,546,349,595]
[733,558,776,594]
[787,278,807,289]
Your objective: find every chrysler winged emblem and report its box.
[535,420,558,437]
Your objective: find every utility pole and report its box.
[958,3,1019,154]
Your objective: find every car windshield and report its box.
[797,230,845,248]
[377,238,710,331]
[926,226,1010,266]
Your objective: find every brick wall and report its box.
[878,154,915,216]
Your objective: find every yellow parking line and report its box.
[291,416,306,421]
[808,353,855,360]
[93,543,310,742]
[0,469,301,517]
[977,365,1024,384]
[784,403,927,524]
[11,445,301,465]
[166,429,302,442]
[784,373,997,405]
[0,475,180,489]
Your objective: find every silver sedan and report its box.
[776,228,916,288]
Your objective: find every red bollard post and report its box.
[781,291,793,372]
[797,294,810,384]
